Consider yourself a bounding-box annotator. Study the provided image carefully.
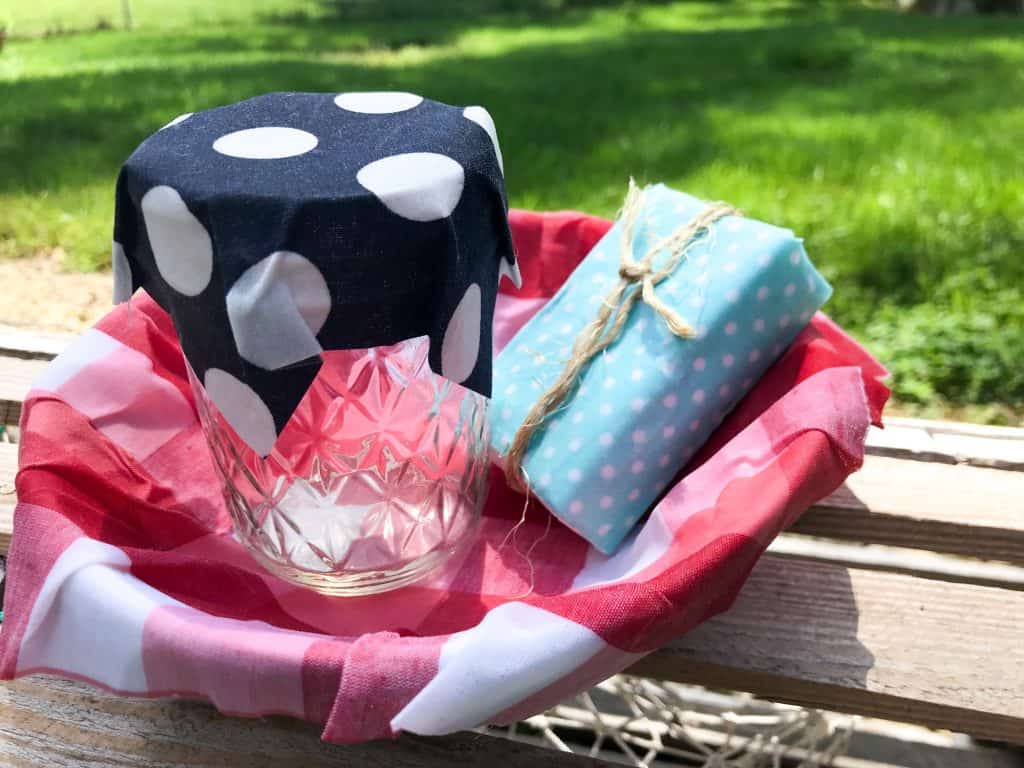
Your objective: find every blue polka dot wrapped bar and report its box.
[490,183,832,555]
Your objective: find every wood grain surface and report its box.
[0,674,619,768]
[796,457,1024,565]
[632,556,1024,744]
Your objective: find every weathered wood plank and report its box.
[0,356,47,423]
[0,675,616,768]
[867,419,1024,473]
[630,556,1024,744]
[0,325,73,359]
[0,441,16,555]
[770,534,1024,590]
[797,456,1024,565]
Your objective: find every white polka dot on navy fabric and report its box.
[719,384,731,398]
[689,419,701,432]
[631,460,644,474]
[753,318,766,332]
[226,250,331,371]
[141,185,213,297]
[357,152,465,222]
[757,286,770,301]
[204,368,278,457]
[749,349,762,363]
[630,398,646,412]
[161,112,192,130]
[538,473,551,488]
[693,357,706,372]
[568,438,582,452]
[601,465,616,480]
[723,354,735,367]
[597,524,612,537]
[599,496,613,510]
[662,393,677,408]
[692,389,705,404]
[599,432,613,447]
[569,499,584,515]
[790,248,802,265]
[440,282,481,383]
[628,488,640,501]
[334,91,423,114]
[600,403,613,416]
[784,283,796,297]
[112,241,133,304]
[568,468,582,482]
[632,430,647,444]
[725,322,737,335]
[543,446,555,459]
[659,454,671,468]
[463,106,504,175]
[663,425,675,439]
[499,258,522,289]
[213,127,318,159]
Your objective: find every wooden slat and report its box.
[770,534,1024,590]
[0,325,74,359]
[0,675,614,768]
[0,442,16,555]
[0,328,64,426]
[867,419,1024,472]
[629,556,1024,744]
[0,356,48,425]
[796,455,1024,565]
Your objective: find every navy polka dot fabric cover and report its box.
[112,92,516,455]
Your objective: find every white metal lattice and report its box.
[488,676,854,767]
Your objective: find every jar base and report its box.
[242,526,475,596]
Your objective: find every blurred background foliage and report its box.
[0,0,1021,421]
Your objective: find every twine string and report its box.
[504,179,740,493]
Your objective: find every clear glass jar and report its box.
[189,336,489,596]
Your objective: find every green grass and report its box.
[1,1,1023,418]
[1,0,324,37]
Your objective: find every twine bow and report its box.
[504,179,740,493]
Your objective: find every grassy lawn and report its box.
[1,1,1022,419]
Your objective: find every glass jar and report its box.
[189,335,490,596]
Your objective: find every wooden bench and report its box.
[1,329,1022,766]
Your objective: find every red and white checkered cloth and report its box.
[0,210,888,743]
